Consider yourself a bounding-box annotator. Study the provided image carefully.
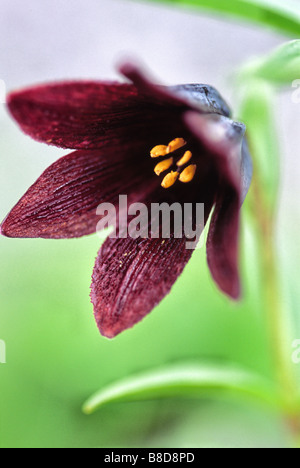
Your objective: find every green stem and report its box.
[238,77,300,443]
[250,167,300,445]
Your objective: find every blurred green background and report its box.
[0,0,300,448]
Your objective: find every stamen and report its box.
[161,171,179,189]
[150,145,169,158]
[150,137,197,188]
[167,138,186,154]
[177,150,193,167]
[179,165,197,183]
[154,157,174,176]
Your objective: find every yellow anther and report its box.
[167,138,186,154]
[154,157,174,176]
[161,171,179,189]
[179,165,197,183]
[177,150,193,167]
[150,145,169,158]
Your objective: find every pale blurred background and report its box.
[0,0,299,448]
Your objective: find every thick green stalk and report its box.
[241,85,300,443]
[251,175,297,404]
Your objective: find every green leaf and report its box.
[82,363,279,414]
[140,0,300,37]
[239,40,300,86]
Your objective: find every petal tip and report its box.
[0,218,12,238]
[0,210,32,238]
[98,325,121,340]
[228,284,242,301]
[117,58,145,78]
[0,223,6,237]
[93,310,128,339]
[6,89,25,116]
[118,61,135,77]
[211,269,241,302]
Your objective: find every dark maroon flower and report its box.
[1,62,252,338]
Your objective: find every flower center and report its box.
[150,138,197,189]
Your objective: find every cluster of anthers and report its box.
[150,138,197,189]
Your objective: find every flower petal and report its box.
[119,61,231,117]
[241,139,253,203]
[91,236,193,338]
[7,81,178,149]
[1,145,158,239]
[8,63,232,150]
[184,111,246,192]
[206,189,241,299]
[183,111,251,299]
